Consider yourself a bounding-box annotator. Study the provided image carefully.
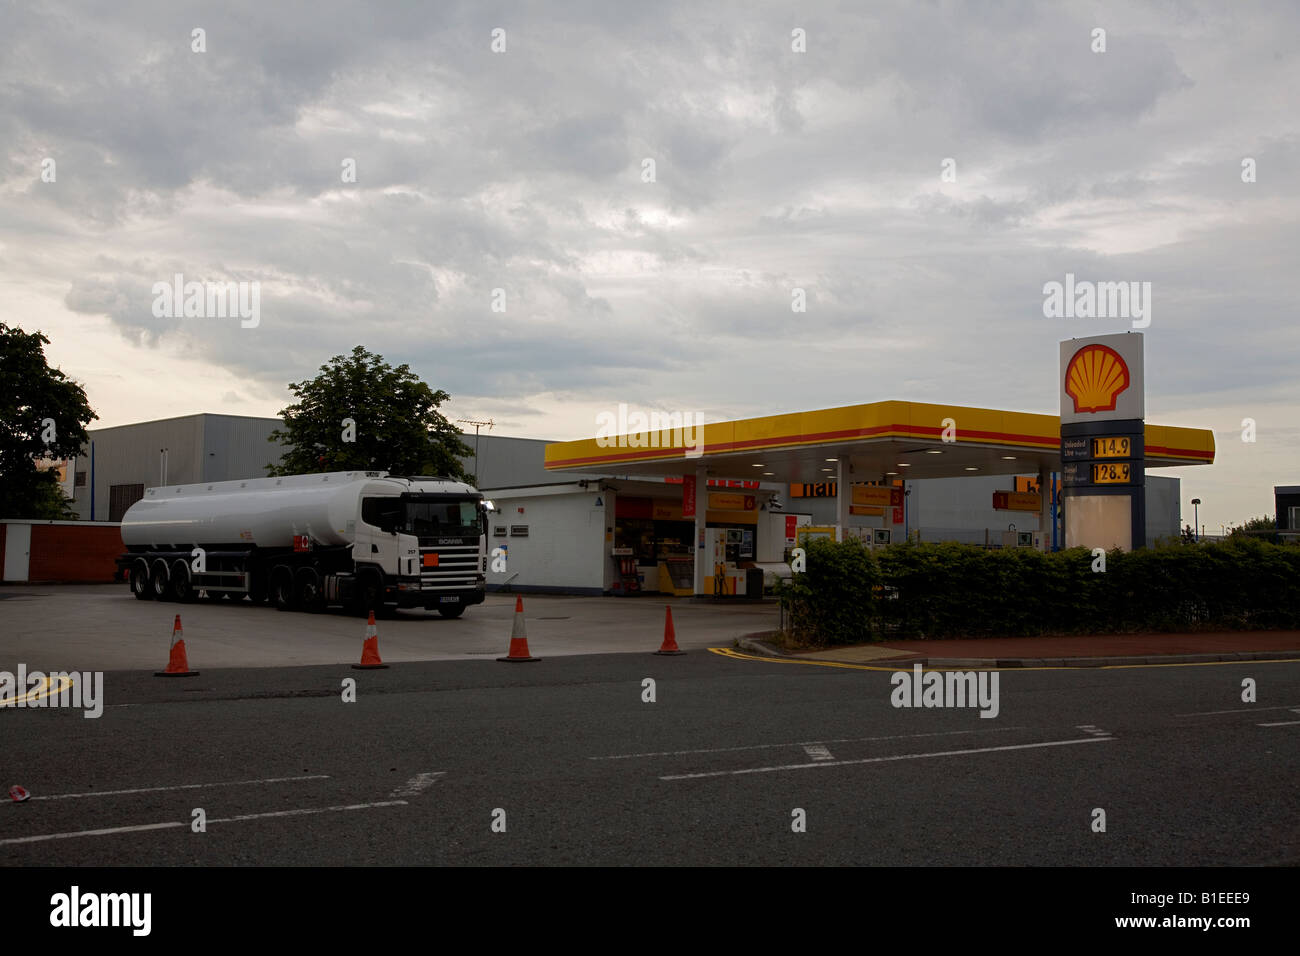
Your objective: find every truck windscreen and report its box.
[403,500,480,538]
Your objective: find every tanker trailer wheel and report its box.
[350,570,383,618]
[149,559,173,601]
[295,568,326,613]
[271,566,298,612]
[171,559,197,603]
[130,561,153,600]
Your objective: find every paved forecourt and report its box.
[0,585,778,672]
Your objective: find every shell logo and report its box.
[1064,344,1130,414]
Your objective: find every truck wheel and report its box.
[130,562,153,600]
[437,605,465,619]
[171,559,197,603]
[150,559,172,601]
[296,568,326,613]
[271,567,297,611]
[351,571,383,618]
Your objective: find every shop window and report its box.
[655,521,694,560]
[615,518,655,564]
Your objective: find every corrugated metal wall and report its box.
[467,434,606,489]
[72,415,206,520]
[70,415,289,519]
[201,415,284,481]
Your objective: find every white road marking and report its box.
[0,801,408,847]
[28,774,330,801]
[660,736,1113,780]
[590,726,1024,761]
[1076,724,1109,737]
[389,772,444,798]
[802,744,834,761]
[1175,703,1300,717]
[205,801,408,825]
[1258,711,1300,727]
[0,822,183,845]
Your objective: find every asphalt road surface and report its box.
[3,649,1296,865]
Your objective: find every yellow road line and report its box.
[709,646,1300,672]
[0,674,76,706]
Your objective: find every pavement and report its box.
[742,631,1300,668]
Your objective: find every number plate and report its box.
[440,596,459,604]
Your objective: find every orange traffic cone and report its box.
[155,614,200,677]
[352,611,389,670]
[654,605,686,655]
[497,596,540,662]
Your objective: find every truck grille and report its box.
[418,544,482,591]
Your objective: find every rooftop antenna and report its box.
[457,418,494,485]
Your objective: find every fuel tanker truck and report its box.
[116,471,489,617]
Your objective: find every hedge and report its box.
[777,537,1300,644]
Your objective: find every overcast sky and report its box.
[3,1,1297,529]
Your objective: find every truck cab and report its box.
[355,479,487,617]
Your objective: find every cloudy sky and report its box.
[3,0,1297,529]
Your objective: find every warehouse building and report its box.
[64,415,587,523]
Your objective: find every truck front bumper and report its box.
[391,582,487,611]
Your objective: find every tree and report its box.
[267,346,474,481]
[0,324,97,518]
[1231,515,1281,544]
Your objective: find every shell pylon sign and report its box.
[1064,344,1131,414]
[1059,333,1145,552]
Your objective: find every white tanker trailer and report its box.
[116,471,489,617]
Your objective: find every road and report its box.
[3,647,1296,865]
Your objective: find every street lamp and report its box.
[1191,498,1201,541]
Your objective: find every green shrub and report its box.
[778,537,879,645]
[781,538,1300,644]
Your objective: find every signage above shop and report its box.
[708,492,756,511]
[665,477,759,489]
[993,491,1042,512]
[790,483,903,506]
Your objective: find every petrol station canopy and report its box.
[544,400,1215,483]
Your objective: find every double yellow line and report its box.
[709,646,1300,672]
[0,674,76,707]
